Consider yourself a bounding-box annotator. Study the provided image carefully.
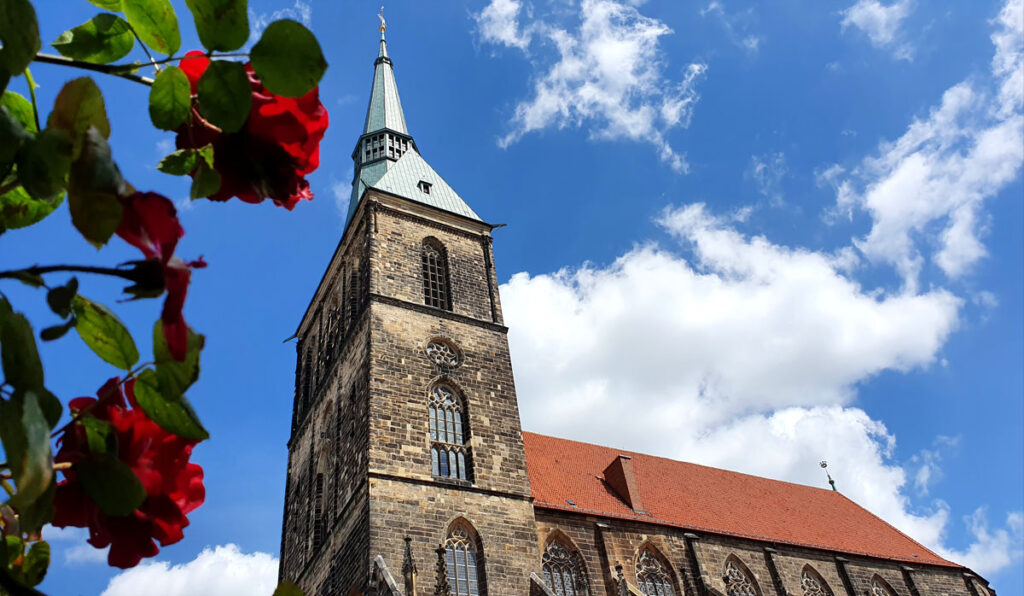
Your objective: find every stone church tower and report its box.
[278,21,541,595]
[280,17,998,596]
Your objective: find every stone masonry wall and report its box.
[533,509,988,596]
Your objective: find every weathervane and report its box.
[378,5,387,34]
[820,461,838,492]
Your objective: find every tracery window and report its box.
[542,540,590,596]
[724,558,759,596]
[444,524,484,596]
[426,339,460,368]
[311,473,324,551]
[801,566,831,596]
[870,576,897,596]
[636,549,675,596]
[429,384,471,480]
[422,238,451,310]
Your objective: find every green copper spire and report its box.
[345,11,480,228]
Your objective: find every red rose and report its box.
[116,191,205,361]
[53,378,205,569]
[176,50,329,210]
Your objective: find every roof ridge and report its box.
[522,431,845,495]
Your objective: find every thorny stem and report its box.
[0,264,137,283]
[23,68,41,132]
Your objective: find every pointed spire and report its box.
[434,544,452,596]
[364,5,406,135]
[403,536,418,596]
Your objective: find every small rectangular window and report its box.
[418,180,432,194]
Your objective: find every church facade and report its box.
[278,25,996,596]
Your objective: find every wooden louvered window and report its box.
[311,473,325,551]
[636,550,674,596]
[429,384,471,481]
[421,238,451,310]
[444,525,483,596]
[543,541,590,596]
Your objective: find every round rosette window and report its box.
[426,339,461,369]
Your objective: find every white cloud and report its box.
[503,199,1021,574]
[476,0,706,172]
[333,167,354,223]
[42,526,109,565]
[748,152,787,203]
[101,544,278,596]
[249,0,312,43]
[938,510,1024,576]
[830,0,1024,292]
[840,0,915,60]
[700,1,763,54]
[475,0,532,51]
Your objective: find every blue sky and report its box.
[4,0,1021,594]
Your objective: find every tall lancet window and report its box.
[543,539,590,596]
[444,522,484,596]
[636,548,675,596]
[724,558,760,596]
[429,384,471,480]
[422,238,452,310]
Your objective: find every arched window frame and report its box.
[635,545,676,596]
[542,533,590,596]
[428,382,472,481]
[421,237,452,311]
[723,556,761,596]
[444,519,486,596]
[870,575,897,596]
[800,565,833,596]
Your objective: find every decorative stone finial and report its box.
[434,544,451,596]
[616,562,630,596]
[403,536,418,596]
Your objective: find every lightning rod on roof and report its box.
[820,460,838,492]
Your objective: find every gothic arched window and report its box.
[429,384,471,480]
[422,238,452,310]
[870,576,897,596]
[636,548,675,596]
[444,522,484,596]
[801,566,832,596]
[542,539,590,596]
[723,557,760,596]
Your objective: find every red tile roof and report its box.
[523,432,957,567]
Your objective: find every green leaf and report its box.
[0,298,44,390]
[133,369,208,440]
[0,392,54,510]
[52,14,135,65]
[196,60,251,133]
[185,0,249,52]
[0,0,41,76]
[154,321,203,396]
[47,77,110,157]
[22,540,49,587]
[14,480,54,535]
[3,536,23,568]
[39,318,76,341]
[81,416,115,455]
[149,65,191,130]
[190,159,221,199]
[72,295,139,370]
[122,0,181,56]
[250,19,327,98]
[0,185,63,231]
[46,277,78,318]
[157,148,198,175]
[16,128,72,201]
[0,107,31,180]
[1,91,37,133]
[273,581,305,596]
[68,127,124,247]
[76,455,145,517]
[88,0,122,10]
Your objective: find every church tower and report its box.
[279,18,541,595]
